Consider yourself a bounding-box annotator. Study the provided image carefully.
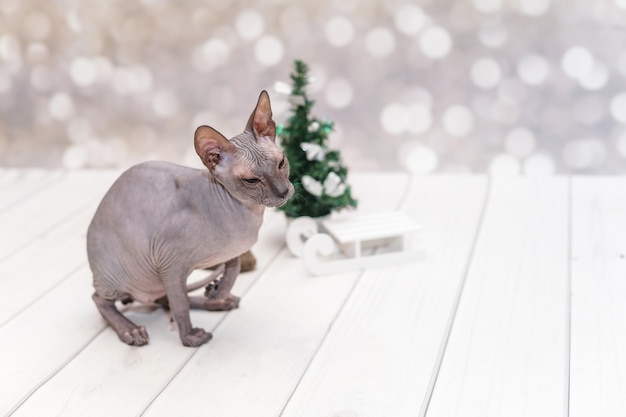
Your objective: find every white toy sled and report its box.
[286,211,423,276]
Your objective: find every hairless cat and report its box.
[87,91,294,347]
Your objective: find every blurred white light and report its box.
[192,38,230,72]
[610,92,626,124]
[152,90,179,118]
[49,92,75,121]
[273,81,291,95]
[70,57,97,87]
[325,78,353,109]
[0,34,22,72]
[478,22,508,48]
[489,154,521,176]
[93,56,113,82]
[562,138,607,169]
[63,144,88,169]
[66,10,82,32]
[561,46,594,80]
[131,66,152,93]
[442,105,474,137]
[254,36,284,66]
[394,4,428,35]
[236,10,265,41]
[517,54,549,85]
[617,0,626,9]
[505,128,536,157]
[471,58,502,89]
[325,16,354,47]
[406,103,433,135]
[399,143,438,174]
[380,103,409,135]
[524,153,555,176]
[579,62,609,90]
[517,0,552,16]
[419,26,452,59]
[307,64,327,94]
[112,66,153,95]
[365,27,395,58]
[473,0,503,13]
[26,42,49,63]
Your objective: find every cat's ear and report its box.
[245,90,276,141]
[194,125,235,171]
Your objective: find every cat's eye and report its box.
[243,178,261,184]
[278,158,285,169]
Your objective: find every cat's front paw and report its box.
[204,294,240,311]
[119,325,150,346]
[181,327,212,347]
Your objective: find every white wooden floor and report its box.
[1,169,625,417]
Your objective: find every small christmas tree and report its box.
[277,60,357,218]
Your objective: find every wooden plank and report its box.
[7,210,288,417]
[0,170,118,260]
[0,207,96,325]
[138,174,412,417]
[0,265,105,416]
[425,178,569,416]
[280,176,488,416]
[323,211,420,243]
[0,171,118,416]
[0,168,20,188]
[0,169,65,212]
[570,177,626,417]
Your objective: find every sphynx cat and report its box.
[87,90,293,347]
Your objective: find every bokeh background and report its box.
[2,0,626,175]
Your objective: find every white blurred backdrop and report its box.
[1,0,626,175]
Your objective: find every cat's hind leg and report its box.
[201,256,241,311]
[92,292,150,346]
[188,294,240,311]
[162,256,241,312]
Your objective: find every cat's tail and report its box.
[186,264,225,293]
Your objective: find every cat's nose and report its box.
[278,184,294,200]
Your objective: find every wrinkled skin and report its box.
[87,91,293,347]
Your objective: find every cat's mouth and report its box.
[262,200,284,208]
[265,186,294,208]
[265,196,291,208]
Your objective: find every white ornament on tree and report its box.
[323,171,346,197]
[301,175,323,197]
[300,142,326,161]
[301,172,346,198]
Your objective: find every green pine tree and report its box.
[277,60,357,218]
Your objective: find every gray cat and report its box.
[87,91,293,347]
